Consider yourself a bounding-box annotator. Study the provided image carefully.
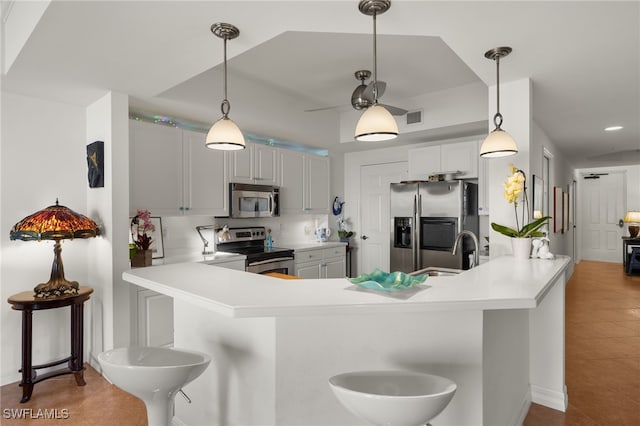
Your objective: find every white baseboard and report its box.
[530,384,568,412]
[512,387,532,426]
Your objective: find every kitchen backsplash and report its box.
[159,214,331,258]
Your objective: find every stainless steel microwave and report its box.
[229,183,280,218]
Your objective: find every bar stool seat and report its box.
[627,247,640,275]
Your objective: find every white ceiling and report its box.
[2,1,639,168]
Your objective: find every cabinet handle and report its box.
[361,235,369,240]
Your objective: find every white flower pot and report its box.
[511,237,532,260]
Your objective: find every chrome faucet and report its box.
[452,230,479,268]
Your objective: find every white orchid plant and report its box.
[491,165,551,238]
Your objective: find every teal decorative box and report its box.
[349,269,427,292]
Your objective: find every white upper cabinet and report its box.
[129,120,228,216]
[228,143,280,186]
[441,140,478,179]
[407,145,441,180]
[407,139,479,180]
[280,149,306,212]
[306,155,330,212]
[182,129,228,216]
[280,150,330,214]
[130,120,183,216]
[477,139,490,215]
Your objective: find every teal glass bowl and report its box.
[349,269,427,292]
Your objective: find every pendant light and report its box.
[354,0,398,142]
[206,23,245,150]
[480,46,518,158]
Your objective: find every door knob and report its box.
[361,235,369,240]
[618,219,624,228]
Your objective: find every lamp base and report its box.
[34,278,79,299]
[33,240,79,299]
[629,224,640,239]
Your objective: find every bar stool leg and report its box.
[20,310,34,403]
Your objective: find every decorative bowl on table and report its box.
[349,269,427,292]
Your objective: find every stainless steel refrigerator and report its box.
[390,180,478,272]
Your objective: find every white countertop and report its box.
[280,241,348,251]
[150,251,246,266]
[123,255,570,318]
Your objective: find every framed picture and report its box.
[563,192,569,232]
[130,216,164,259]
[532,175,544,218]
[554,186,563,233]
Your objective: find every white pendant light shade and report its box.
[480,128,518,157]
[355,104,398,141]
[206,117,246,150]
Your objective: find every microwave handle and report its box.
[269,193,275,216]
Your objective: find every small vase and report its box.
[131,249,152,267]
[511,237,532,260]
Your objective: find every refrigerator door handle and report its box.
[416,194,422,270]
[412,195,418,271]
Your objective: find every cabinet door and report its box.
[254,144,279,186]
[137,289,174,347]
[306,155,330,212]
[130,120,183,216]
[295,261,321,279]
[280,150,306,212]
[228,144,254,184]
[440,140,478,178]
[324,256,346,278]
[183,129,228,216]
[407,145,440,180]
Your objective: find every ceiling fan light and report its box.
[480,128,518,158]
[355,104,399,142]
[206,117,246,150]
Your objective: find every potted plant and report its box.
[130,209,155,267]
[491,165,550,259]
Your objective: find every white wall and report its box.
[0,92,88,385]
[531,121,574,261]
[85,92,130,368]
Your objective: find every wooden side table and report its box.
[622,237,640,269]
[7,286,93,403]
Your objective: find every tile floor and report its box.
[1,260,638,425]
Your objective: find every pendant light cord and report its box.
[494,55,503,129]
[221,35,230,118]
[372,10,378,103]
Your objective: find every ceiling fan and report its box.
[306,70,408,116]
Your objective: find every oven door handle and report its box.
[248,257,295,266]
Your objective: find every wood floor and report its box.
[1,261,638,425]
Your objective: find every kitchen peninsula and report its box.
[123,255,571,426]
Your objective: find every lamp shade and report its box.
[479,128,518,158]
[10,200,100,298]
[624,211,640,223]
[355,104,399,142]
[206,117,246,150]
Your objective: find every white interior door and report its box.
[580,172,626,262]
[359,162,407,273]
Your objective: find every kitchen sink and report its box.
[408,267,463,277]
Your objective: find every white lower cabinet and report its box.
[135,258,246,347]
[294,246,346,279]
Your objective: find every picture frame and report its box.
[532,175,544,218]
[130,216,164,259]
[554,186,563,233]
[563,191,569,232]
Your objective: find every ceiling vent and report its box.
[406,109,423,125]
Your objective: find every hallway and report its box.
[525,260,640,425]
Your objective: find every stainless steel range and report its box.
[215,226,295,275]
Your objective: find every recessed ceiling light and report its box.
[604,126,623,131]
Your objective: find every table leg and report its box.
[70,303,86,386]
[20,310,33,403]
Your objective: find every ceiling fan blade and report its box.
[379,103,408,116]
[362,80,387,101]
[304,105,340,112]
